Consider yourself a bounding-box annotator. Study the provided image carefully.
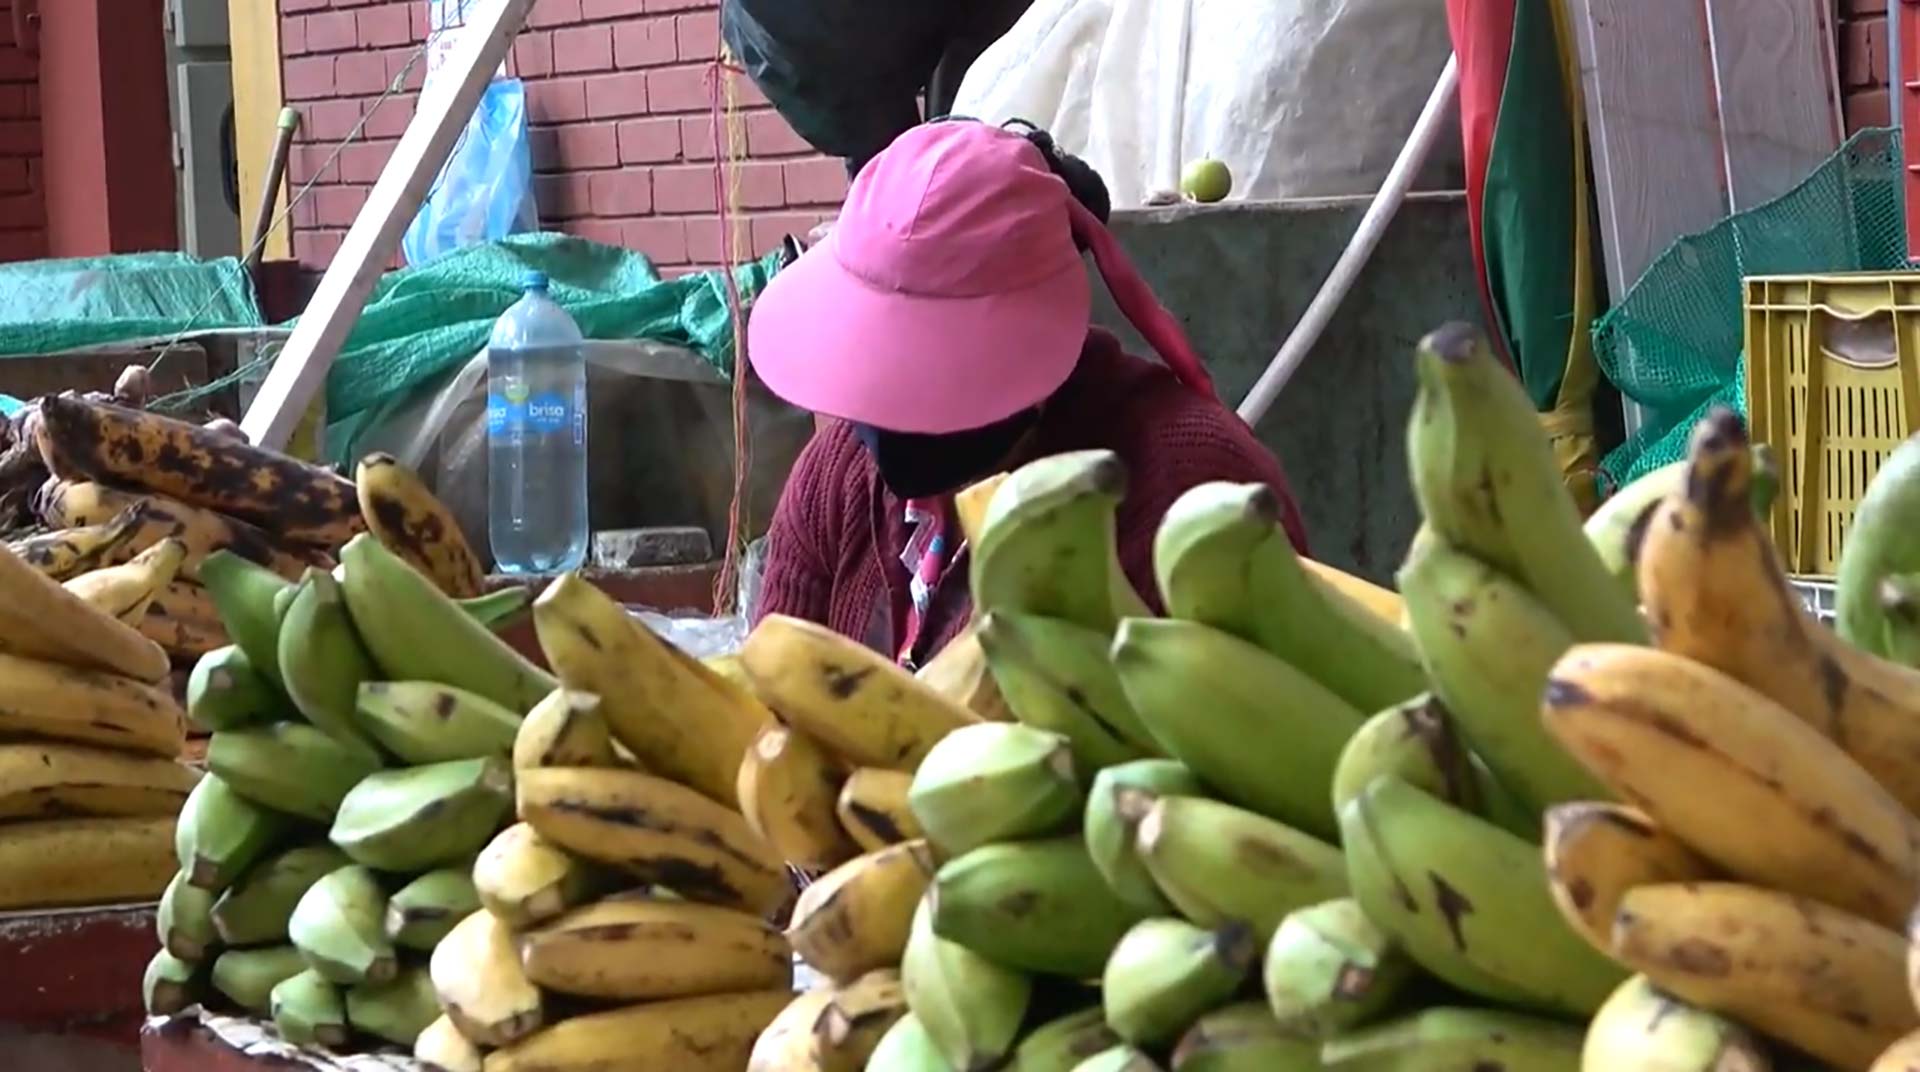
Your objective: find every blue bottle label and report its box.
[526,392,571,435]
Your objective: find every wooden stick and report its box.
[243,107,300,276]
[240,0,534,452]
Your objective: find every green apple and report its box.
[1180,158,1233,204]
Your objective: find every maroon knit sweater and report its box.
[753,330,1310,662]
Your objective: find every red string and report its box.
[706,57,753,619]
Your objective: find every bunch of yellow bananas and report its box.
[0,533,193,911]
[1539,408,1920,1072]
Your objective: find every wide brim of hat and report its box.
[746,233,1092,434]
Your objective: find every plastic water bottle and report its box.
[487,272,588,574]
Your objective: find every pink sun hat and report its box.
[746,121,1215,434]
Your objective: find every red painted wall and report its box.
[0,0,44,262]
[279,0,846,273]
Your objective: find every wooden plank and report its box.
[226,0,289,262]
[1567,0,1728,299]
[1705,0,1844,210]
[239,0,535,452]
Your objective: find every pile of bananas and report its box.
[143,500,553,1051]
[1544,406,1920,1071]
[6,391,490,662]
[0,529,195,910]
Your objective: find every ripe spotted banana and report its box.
[1540,801,1711,954]
[836,768,923,852]
[1638,409,1920,816]
[534,571,769,805]
[430,908,544,1047]
[414,1015,483,1072]
[518,897,792,1000]
[1582,974,1770,1072]
[35,479,317,580]
[749,969,908,1072]
[0,540,170,682]
[517,766,791,915]
[1543,642,1920,929]
[0,814,176,909]
[743,613,977,770]
[0,742,196,820]
[35,392,363,546]
[472,821,610,929]
[738,723,858,871]
[7,507,141,579]
[513,688,618,771]
[1611,881,1915,1070]
[0,648,187,756]
[915,621,1013,721]
[64,537,187,624]
[786,839,935,984]
[355,452,484,598]
[483,989,794,1072]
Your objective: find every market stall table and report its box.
[1,903,159,1071]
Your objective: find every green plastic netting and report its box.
[0,234,787,468]
[1594,127,1907,487]
[310,232,786,465]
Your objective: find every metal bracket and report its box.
[11,0,38,58]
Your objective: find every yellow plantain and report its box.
[742,614,978,770]
[482,989,793,1072]
[0,541,171,682]
[5,508,142,579]
[1299,557,1405,626]
[1638,410,1920,816]
[64,537,188,624]
[738,723,858,872]
[532,573,771,807]
[836,768,924,852]
[431,908,544,1047]
[518,898,791,1000]
[512,688,618,772]
[0,815,177,909]
[35,480,316,580]
[1877,1030,1920,1072]
[0,649,186,756]
[0,742,196,820]
[954,472,1008,546]
[1611,881,1915,1070]
[748,969,907,1072]
[786,840,936,984]
[355,453,485,598]
[1544,642,1918,929]
[914,622,1013,721]
[1541,801,1713,954]
[516,766,791,915]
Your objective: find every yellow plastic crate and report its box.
[1744,273,1920,575]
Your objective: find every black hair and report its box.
[929,114,1113,230]
[1001,119,1111,225]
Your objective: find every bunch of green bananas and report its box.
[149,532,547,1050]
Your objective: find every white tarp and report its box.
[952,0,1460,205]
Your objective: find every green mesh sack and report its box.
[1593,128,1907,486]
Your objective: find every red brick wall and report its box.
[0,0,44,262]
[278,0,845,273]
[1841,0,1892,130]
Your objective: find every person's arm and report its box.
[752,430,844,627]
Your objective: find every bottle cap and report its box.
[522,271,550,292]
